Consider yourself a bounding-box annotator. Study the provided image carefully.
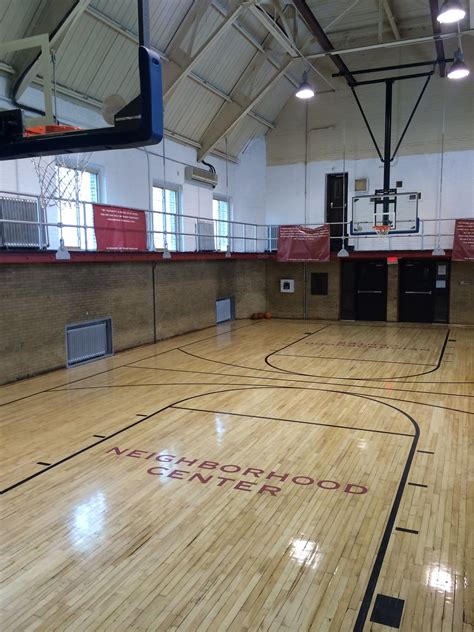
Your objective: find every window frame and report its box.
[212,194,232,252]
[152,181,182,251]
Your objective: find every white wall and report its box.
[266,150,474,251]
[0,82,268,252]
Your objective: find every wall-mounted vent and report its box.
[66,318,113,367]
[196,220,215,251]
[216,297,234,323]
[0,195,48,248]
[185,166,218,188]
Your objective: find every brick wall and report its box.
[266,260,340,320]
[450,262,474,325]
[387,264,399,322]
[1,260,266,384]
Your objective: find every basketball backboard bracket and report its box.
[0,0,163,161]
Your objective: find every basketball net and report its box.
[32,152,93,212]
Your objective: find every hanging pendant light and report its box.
[447,48,470,79]
[437,1,466,24]
[296,71,315,99]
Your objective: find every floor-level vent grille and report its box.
[66,318,113,367]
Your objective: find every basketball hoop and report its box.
[372,224,392,236]
[24,124,81,137]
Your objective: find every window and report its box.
[57,166,99,249]
[152,185,179,251]
[213,197,230,251]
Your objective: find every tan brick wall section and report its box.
[387,265,399,322]
[450,262,474,325]
[266,261,340,320]
[1,260,266,385]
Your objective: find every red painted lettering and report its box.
[188,473,213,484]
[220,464,241,473]
[258,484,281,496]
[317,480,340,490]
[266,471,289,482]
[292,476,314,486]
[199,460,219,470]
[175,457,198,466]
[344,484,368,494]
[156,454,175,462]
[106,447,128,455]
[145,453,158,460]
[234,481,257,492]
[168,469,190,480]
[127,450,148,459]
[216,476,235,487]
[147,466,168,476]
[243,468,264,478]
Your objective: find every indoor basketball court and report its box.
[1,1,473,631]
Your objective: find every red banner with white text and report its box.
[452,219,474,262]
[277,224,330,262]
[93,204,147,251]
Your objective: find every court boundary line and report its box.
[274,352,437,367]
[0,320,261,408]
[0,381,423,632]
[265,329,451,381]
[53,381,473,415]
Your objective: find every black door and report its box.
[356,261,387,321]
[326,173,348,252]
[400,260,450,323]
[341,260,387,321]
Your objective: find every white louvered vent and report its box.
[66,318,112,367]
[0,195,48,248]
[196,220,215,251]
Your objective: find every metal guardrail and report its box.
[0,190,457,254]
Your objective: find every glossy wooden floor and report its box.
[1,319,473,631]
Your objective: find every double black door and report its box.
[341,260,387,321]
[399,260,449,323]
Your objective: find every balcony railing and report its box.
[0,190,458,255]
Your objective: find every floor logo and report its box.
[106,447,369,498]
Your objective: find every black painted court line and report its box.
[0,382,422,632]
[171,404,416,437]
[395,527,419,534]
[275,352,437,367]
[54,380,474,416]
[177,324,332,377]
[265,330,451,382]
[36,462,51,467]
[417,449,434,454]
[123,363,474,406]
[136,414,148,417]
[92,434,106,439]
[0,320,260,408]
[370,594,405,628]
[408,482,428,488]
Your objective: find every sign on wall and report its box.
[93,204,147,251]
[277,224,330,262]
[452,219,474,262]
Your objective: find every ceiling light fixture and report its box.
[447,48,470,79]
[296,72,315,99]
[437,1,466,23]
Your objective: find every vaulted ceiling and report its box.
[0,0,471,161]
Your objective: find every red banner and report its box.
[277,224,330,262]
[452,219,474,262]
[93,204,147,251]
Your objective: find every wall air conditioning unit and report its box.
[185,166,218,188]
